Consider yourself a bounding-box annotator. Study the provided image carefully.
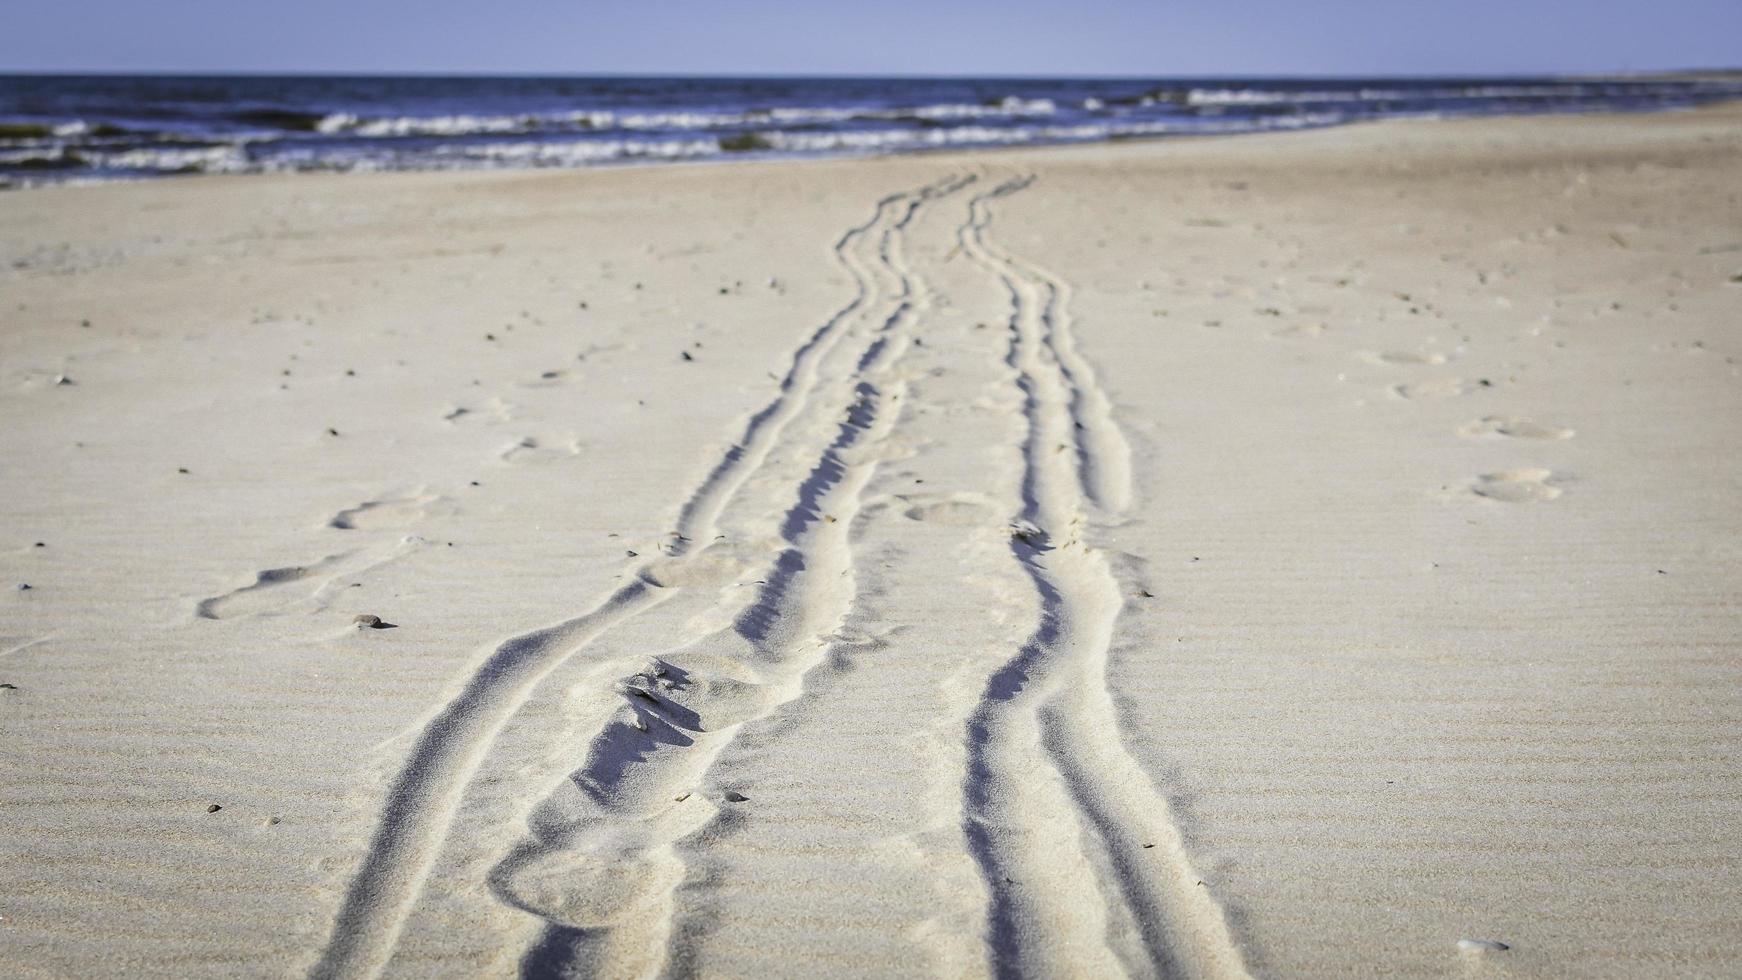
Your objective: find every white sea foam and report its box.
[426,138,721,166]
[0,147,71,165]
[87,144,252,173]
[303,98,1063,141]
[762,112,1341,155]
[1184,83,1625,107]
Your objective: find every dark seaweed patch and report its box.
[232,109,328,132]
[718,131,772,153]
[0,122,53,139]
[6,151,86,170]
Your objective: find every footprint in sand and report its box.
[196,555,349,620]
[1269,322,1328,338]
[442,397,515,424]
[638,551,747,589]
[499,436,582,463]
[0,635,53,659]
[196,537,427,620]
[1392,378,1475,400]
[902,494,998,526]
[1472,469,1562,503]
[329,495,437,530]
[1458,415,1574,440]
[1359,349,1450,366]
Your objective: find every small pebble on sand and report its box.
[206,804,222,813]
[1457,939,1510,953]
[723,791,749,803]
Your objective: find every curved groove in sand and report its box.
[196,538,427,622]
[309,177,966,980]
[668,175,965,556]
[971,193,1133,514]
[488,175,975,979]
[958,177,1248,979]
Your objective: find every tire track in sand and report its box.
[984,211,1132,514]
[488,176,975,980]
[959,177,1248,979]
[310,176,969,980]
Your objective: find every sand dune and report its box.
[2,104,1740,977]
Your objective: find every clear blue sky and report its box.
[4,0,1739,75]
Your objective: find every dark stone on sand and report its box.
[723,791,749,803]
[206,804,222,813]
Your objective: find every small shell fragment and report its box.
[352,614,382,628]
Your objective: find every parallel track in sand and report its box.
[312,172,1248,979]
[957,178,1244,980]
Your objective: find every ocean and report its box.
[2,73,1738,187]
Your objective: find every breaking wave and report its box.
[3,74,1737,187]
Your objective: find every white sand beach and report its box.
[2,103,1740,977]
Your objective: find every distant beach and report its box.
[3,72,1740,186]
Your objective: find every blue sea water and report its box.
[1,74,1738,186]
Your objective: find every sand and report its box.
[2,103,1740,978]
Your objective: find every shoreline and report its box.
[10,82,1742,194]
[18,94,1728,191]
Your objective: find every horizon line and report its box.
[2,67,1739,81]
